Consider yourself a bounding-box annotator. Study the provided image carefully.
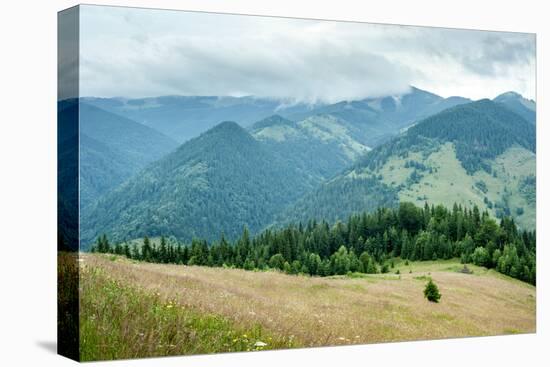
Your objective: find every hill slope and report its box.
[250,114,371,181]
[81,253,535,360]
[78,103,179,208]
[249,88,471,181]
[80,121,316,247]
[281,100,536,229]
[494,91,536,124]
[287,87,471,147]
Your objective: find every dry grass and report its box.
[79,262,295,361]
[80,254,535,352]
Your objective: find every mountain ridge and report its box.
[278,99,536,229]
[78,102,179,208]
[80,120,317,247]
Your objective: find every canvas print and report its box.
[58,4,536,362]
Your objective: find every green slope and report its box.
[251,114,370,181]
[287,87,471,147]
[80,121,316,248]
[281,100,536,229]
[79,103,179,208]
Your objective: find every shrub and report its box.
[472,247,490,267]
[268,254,285,270]
[424,279,441,303]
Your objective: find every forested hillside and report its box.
[248,88,471,181]
[493,91,536,124]
[287,87,471,146]
[93,202,536,285]
[251,114,370,180]
[80,121,317,247]
[79,103,179,208]
[282,100,536,229]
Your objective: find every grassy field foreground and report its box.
[79,254,536,360]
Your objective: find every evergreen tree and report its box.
[424,279,441,302]
[159,236,168,263]
[142,236,152,262]
[91,202,535,285]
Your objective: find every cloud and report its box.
[78,5,536,102]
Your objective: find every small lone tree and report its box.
[424,279,441,303]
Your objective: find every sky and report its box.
[78,5,536,103]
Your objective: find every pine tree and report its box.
[142,236,152,261]
[86,202,534,285]
[159,236,168,263]
[424,279,441,302]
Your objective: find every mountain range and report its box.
[80,121,316,245]
[82,87,476,145]
[82,95,320,143]
[279,99,536,229]
[72,88,536,248]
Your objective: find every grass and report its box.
[78,254,536,361]
[58,252,80,360]
[374,142,535,230]
[79,262,296,361]
[393,258,483,274]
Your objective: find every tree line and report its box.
[91,202,536,285]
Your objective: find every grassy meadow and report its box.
[77,253,536,360]
[377,143,536,230]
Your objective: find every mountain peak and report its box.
[207,120,245,134]
[408,86,443,99]
[492,91,536,123]
[188,120,258,152]
[494,91,522,100]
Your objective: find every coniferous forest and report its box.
[92,202,536,285]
